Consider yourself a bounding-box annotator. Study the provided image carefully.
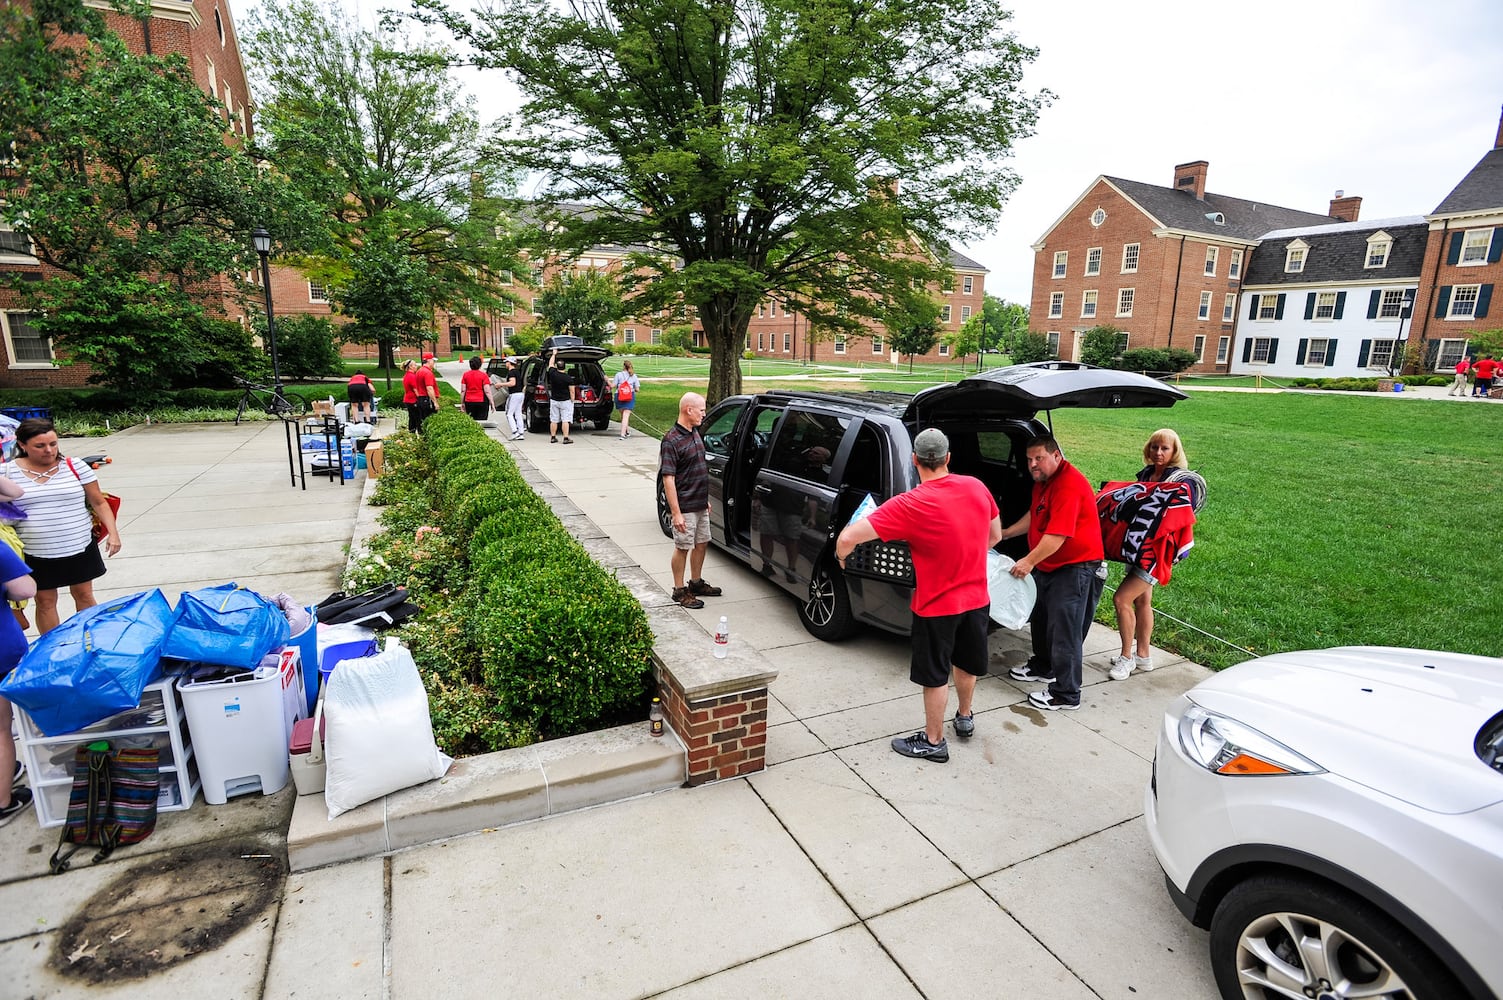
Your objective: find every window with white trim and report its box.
[1197,291,1212,320]
[1366,339,1395,371]
[1223,293,1235,322]
[941,275,954,293]
[1081,290,1097,319]
[1116,331,1130,353]
[938,343,950,356]
[1216,336,1230,364]
[871,337,883,354]
[1258,296,1278,320]
[1448,285,1480,318]
[783,332,791,353]
[1046,331,1061,356]
[1460,229,1492,265]
[1437,339,1468,370]
[1085,247,1102,276]
[2,311,53,363]
[531,297,541,315]
[503,325,515,343]
[499,269,513,285]
[1365,235,1392,269]
[962,276,973,294]
[757,332,765,351]
[961,305,972,321]
[1091,208,1107,227]
[1284,244,1307,273]
[1379,289,1407,318]
[1049,292,1063,318]
[756,302,765,318]
[1305,338,1331,366]
[1229,249,1242,279]
[308,282,329,303]
[1249,337,1273,363]
[1193,334,1206,362]
[834,334,846,354]
[1204,246,1218,276]
[623,327,635,344]
[1314,292,1337,320]
[650,328,662,344]
[940,304,951,322]
[1053,251,1067,278]
[0,213,32,257]
[1121,243,1140,273]
[531,266,544,284]
[1117,288,1134,317]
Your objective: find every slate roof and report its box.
[1242,218,1428,287]
[1105,176,1337,241]
[1431,147,1503,216]
[948,249,987,271]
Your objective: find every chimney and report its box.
[1329,190,1362,223]
[1173,160,1208,201]
[1496,104,1503,149]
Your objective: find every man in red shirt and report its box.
[412,355,440,432]
[1449,357,1472,396]
[1471,355,1498,398]
[836,429,1001,762]
[1004,435,1105,711]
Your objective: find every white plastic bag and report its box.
[323,638,452,819]
[986,551,1037,630]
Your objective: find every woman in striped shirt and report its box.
[2,418,121,634]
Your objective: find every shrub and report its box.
[1078,326,1122,368]
[267,315,345,378]
[1116,347,1198,375]
[617,343,687,357]
[1012,332,1053,364]
[351,410,655,755]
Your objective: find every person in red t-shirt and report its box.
[1471,355,1499,397]
[459,356,491,421]
[836,428,1001,762]
[346,371,375,423]
[401,360,421,431]
[1003,435,1105,711]
[412,357,440,432]
[1449,357,1472,396]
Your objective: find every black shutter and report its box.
[1242,338,1253,363]
[1490,229,1503,264]
[1303,293,1316,320]
[1274,294,1286,320]
[1367,290,1381,319]
[1325,340,1338,367]
[1447,232,1464,265]
[1267,340,1279,364]
[1424,339,1440,370]
[1357,339,1371,367]
[1477,284,1493,319]
[1296,338,1309,364]
[1248,294,1260,320]
[1334,292,1346,319]
[1435,286,1452,319]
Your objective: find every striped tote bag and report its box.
[49,743,160,874]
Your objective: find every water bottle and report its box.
[649,697,664,737]
[713,616,729,658]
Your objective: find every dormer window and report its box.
[1365,232,1392,269]
[1205,212,1226,226]
[1284,240,1309,274]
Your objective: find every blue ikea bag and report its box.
[0,589,173,736]
[161,583,292,669]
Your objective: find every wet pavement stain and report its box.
[1007,703,1049,728]
[50,839,284,984]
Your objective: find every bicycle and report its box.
[232,376,309,424]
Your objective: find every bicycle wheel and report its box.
[280,392,309,416]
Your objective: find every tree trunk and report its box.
[700,296,747,407]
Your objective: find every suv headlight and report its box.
[1177,704,1324,776]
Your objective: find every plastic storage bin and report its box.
[319,639,378,694]
[177,647,306,804]
[0,406,50,421]
[288,612,319,715]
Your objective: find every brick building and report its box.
[0,0,257,387]
[1030,162,1339,370]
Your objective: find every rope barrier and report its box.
[1101,581,1258,658]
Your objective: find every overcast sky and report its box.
[253,0,1503,307]
[964,0,1503,303]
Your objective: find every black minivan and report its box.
[490,337,615,432]
[657,362,1186,640]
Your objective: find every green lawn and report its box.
[617,377,1503,669]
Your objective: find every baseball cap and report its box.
[421,352,435,361]
[913,428,949,463]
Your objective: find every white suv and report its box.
[1146,646,1503,1000]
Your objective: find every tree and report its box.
[662,324,694,351]
[1012,332,1052,364]
[243,0,525,369]
[1079,325,1124,368]
[536,269,625,346]
[417,0,1047,403]
[886,293,942,373]
[265,314,346,378]
[0,4,294,392]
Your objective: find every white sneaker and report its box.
[1108,655,1134,681]
[1135,655,1155,672]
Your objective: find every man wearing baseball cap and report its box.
[835,428,1001,762]
[411,354,440,431]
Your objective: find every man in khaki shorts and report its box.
[658,392,721,609]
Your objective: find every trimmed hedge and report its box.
[349,410,655,756]
[1289,374,1453,391]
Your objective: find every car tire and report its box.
[596,418,611,431]
[797,559,856,641]
[1208,874,1463,1000]
[655,474,673,538]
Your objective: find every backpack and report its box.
[50,743,160,874]
[316,583,419,629]
[616,377,635,403]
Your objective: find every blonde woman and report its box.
[1109,429,1205,680]
[612,359,641,439]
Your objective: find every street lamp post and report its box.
[251,227,282,389]
[1388,290,1416,378]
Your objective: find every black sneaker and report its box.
[1008,664,1053,683]
[0,786,33,828]
[891,731,949,762]
[953,712,975,738]
[1027,690,1080,712]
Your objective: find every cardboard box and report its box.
[312,399,336,417]
[365,442,384,477]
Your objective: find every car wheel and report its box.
[797,559,856,641]
[655,475,673,538]
[1208,874,1462,1000]
[596,418,611,431]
